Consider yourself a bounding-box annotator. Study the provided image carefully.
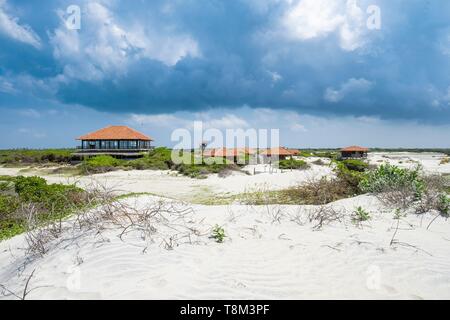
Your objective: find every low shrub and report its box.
[0,195,20,216]
[282,177,354,205]
[0,149,74,165]
[352,206,371,224]
[312,151,337,159]
[211,225,226,243]
[80,155,124,174]
[341,159,368,172]
[85,155,123,167]
[1,176,87,240]
[359,164,424,202]
[334,161,365,195]
[126,147,173,170]
[360,164,449,213]
[278,159,309,170]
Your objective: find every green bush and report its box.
[80,155,125,174]
[359,164,424,197]
[1,176,87,240]
[211,225,226,243]
[438,194,450,216]
[0,181,11,192]
[0,149,74,165]
[0,195,19,216]
[312,151,338,159]
[13,176,85,211]
[352,206,371,223]
[126,147,173,170]
[174,163,234,178]
[278,159,309,170]
[341,159,368,172]
[14,176,48,202]
[85,155,124,167]
[334,161,365,195]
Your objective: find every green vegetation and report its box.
[238,157,366,206]
[77,148,242,178]
[438,194,450,216]
[297,151,313,157]
[174,162,239,179]
[359,164,423,197]
[352,206,371,223]
[127,147,173,170]
[334,160,366,196]
[0,176,87,240]
[359,164,449,215]
[311,151,338,159]
[278,159,309,170]
[340,159,368,172]
[211,225,226,243]
[0,149,75,166]
[80,155,125,174]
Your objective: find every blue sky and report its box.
[1,0,450,148]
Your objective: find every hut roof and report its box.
[340,146,369,152]
[77,126,153,141]
[260,147,295,156]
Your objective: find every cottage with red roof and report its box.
[74,125,153,157]
[340,146,369,159]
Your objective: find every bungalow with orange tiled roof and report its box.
[260,147,295,161]
[340,146,369,159]
[74,125,153,157]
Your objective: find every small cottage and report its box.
[74,125,153,158]
[260,147,295,162]
[340,146,369,159]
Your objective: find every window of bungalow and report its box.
[130,140,137,149]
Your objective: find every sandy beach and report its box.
[0,152,449,299]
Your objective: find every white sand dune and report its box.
[1,152,449,300]
[1,194,449,300]
[0,162,334,201]
[368,152,450,174]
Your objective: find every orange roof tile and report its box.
[340,146,369,152]
[77,126,153,141]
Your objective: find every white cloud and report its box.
[324,77,373,102]
[128,112,249,131]
[281,0,368,51]
[49,1,200,82]
[0,0,41,48]
[290,123,307,132]
[201,114,249,129]
[128,113,186,128]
